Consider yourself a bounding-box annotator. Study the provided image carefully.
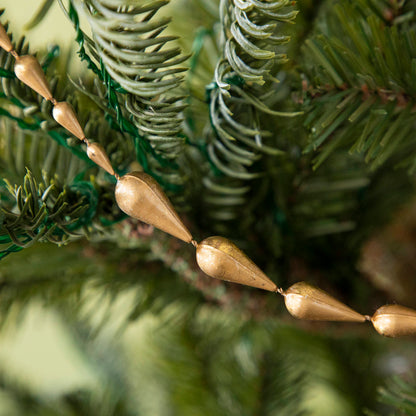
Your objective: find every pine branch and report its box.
[24,0,55,30]
[0,17,135,176]
[0,17,140,259]
[301,0,416,171]
[0,237,207,328]
[0,239,389,415]
[0,351,135,415]
[374,376,416,415]
[0,108,133,259]
[0,169,93,258]
[62,0,190,191]
[202,0,300,225]
[0,22,92,165]
[289,150,370,238]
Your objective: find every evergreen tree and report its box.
[0,0,415,414]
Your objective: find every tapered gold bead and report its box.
[52,102,85,140]
[0,24,13,52]
[283,282,366,322]
[87,143,115,176]
[115,172,192,243]
[372,304,416,337]
[14,55,53,101]
[196,236,278,291]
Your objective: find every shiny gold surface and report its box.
[52,102,85,140]
[0,23,13,52]
[115,172,192,243]
[87,143,115,176]
[371,304,416,337]
[196,236,278,292]
[14,55,53,101]
[284,282,366,322]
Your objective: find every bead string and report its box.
[1,21,416,338]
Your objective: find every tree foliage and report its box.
[0,0,416,414]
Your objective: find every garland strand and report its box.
[0,19,415,338]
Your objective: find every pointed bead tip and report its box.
[372,304,416,337]
[87,142,115,176]
[52,101,85,141]
[14,55,52,101]
[284,282,366,322]
[115,172,193,243]
[196,236,277,292]
[0,24,13,52]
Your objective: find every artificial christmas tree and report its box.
[0,0,416,414]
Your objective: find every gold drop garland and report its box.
[1,23,416,339]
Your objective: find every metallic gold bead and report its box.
[0,23,13,52]
[87,142,115,176]
[371,304,416,337]
[283,282,366,322]
[196,236,278,292]
[52,101,85,140]
[115,171,192,243]
[14,55,53,101]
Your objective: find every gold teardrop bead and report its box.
[87,143,115,176]
[115,172,192,243]
[14,55,52,101]
[0,24,13,52]
[283,282,366,322]
[371,304,416,337]
[196,236,278,292]
[52,102,85,140]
